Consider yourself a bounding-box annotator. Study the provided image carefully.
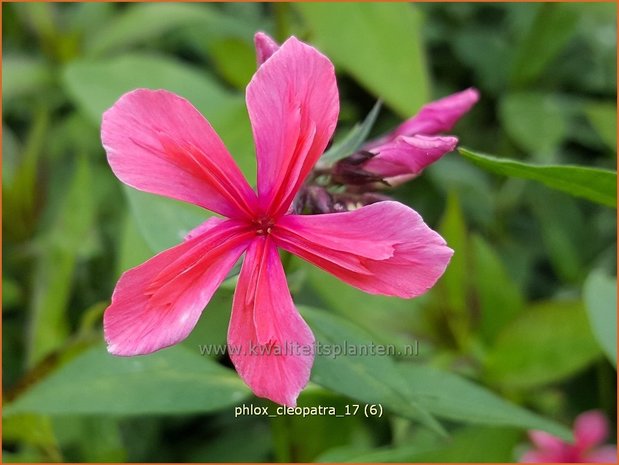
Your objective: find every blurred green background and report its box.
[3,2,617,463]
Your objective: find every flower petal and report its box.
[246,36,339,217]
[365,134,458,179]
[228,237,314,407]
[104,219,252,356]
[574,410,609,450]
[102,89,257,219]
[392,87,479,137]
[254,32,280,66]
[274,201,453,298]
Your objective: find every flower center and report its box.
[253,217,274,236]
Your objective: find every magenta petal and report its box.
[246,36,339,217]
[228,237,315,407]
[365,134,458,178]
[254,32,280,66]
[574,410,610,451]
[102,89,257,219]
[104,219,252,356]
[392,87,480,137]
[274,201,453,298]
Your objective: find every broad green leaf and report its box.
[5,345,249,416]
[585,102,617,152]
[297,3,429,117]
[584,270,617,366]
[319,100,382,166]
[472,235,524,343]
[62,53,240,133]
[486,300,601,388]
[459,148,617,208]
[300,306,445,436]
[399,364,571,439]
[510,3,579,86]
[2,56,53,101]
[27,156,96,366]
[85,3,227,56]
[499,92,568,160]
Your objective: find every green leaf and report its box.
[62,53,240,132]
[5,345,249,416]
[499,92,568,161]
[297,3,429,117]
[399,364,571,439]
[300,306,445,436]
[459,148,617,208]
[84,3,226,56]
[472,235,524,343]
[486,300,601,389]
[510,3,579,86]
[584,270,617,366]
[319,100,382,166]
[2,55,53,101]
[27,155,96,366]
[585,102,617,152]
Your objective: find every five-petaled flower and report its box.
[102,35,453,406]
[521,410,617,463]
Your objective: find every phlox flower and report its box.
[102,36,453,406]
[521,410,617,463]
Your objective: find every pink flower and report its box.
[521,411,617,463]
[101,36,453,406]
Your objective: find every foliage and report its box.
[3,3,616,462]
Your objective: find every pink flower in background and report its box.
[256,32,479,186]
[521,410,617,463]
[102,36,453,406]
